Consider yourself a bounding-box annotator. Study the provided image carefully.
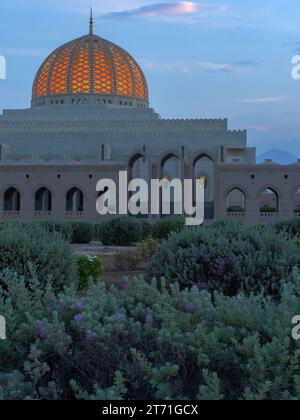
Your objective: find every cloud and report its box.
[234,60,259,68]
[239,96,292,104]
[100,2,227,21]
[141,59,257,74]
[141,59,236,73]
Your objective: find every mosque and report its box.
[0,12,299,224]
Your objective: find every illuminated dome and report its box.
[32,12,149,108]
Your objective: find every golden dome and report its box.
[32,16,148,105]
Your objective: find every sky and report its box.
[0,0,300,155]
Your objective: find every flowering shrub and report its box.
[0,223,76,291]
[96,217,143,246]
[152,216,185,240]
[1,269,300,400]
[76,255,103,291]
[148,221,300,297]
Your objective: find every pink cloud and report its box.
[101,2,227,20]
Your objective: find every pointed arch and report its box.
[226,187,246,213]
[258,186,279,214]
[4,187,21,212]
[193,153,215,220]
[35,187,52,212]
[66,187,84,212]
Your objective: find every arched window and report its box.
[194,155,214,219]
[227,188,246,213]
[129,154,150,182]
[161,154,182,180]
[161,154,182,216]
[4,187,21,211]
[35,187,52,212]
[66,188,84,212]
[259,188,278,214]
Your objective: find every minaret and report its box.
[89,8,94,35]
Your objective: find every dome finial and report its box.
[89,8,94,35]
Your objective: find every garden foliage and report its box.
[1,272,300,400]
[96,217,143,246]
[149,221,300,296]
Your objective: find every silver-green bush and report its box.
[0,223,76,291]
[1,269,300,400]
[148,221,300,297]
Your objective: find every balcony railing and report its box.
[227,211,246,218]
[65,211,84,219]
[34,211,52,218]
[3,211,20,219]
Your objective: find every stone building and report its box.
[0,13,299,224]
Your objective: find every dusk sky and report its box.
[0,0,300,155]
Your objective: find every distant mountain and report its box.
[257,149,299,164]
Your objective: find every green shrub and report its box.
[36,220,73,242]
[136,239,160,260]
[152,216,185,240]
[272,218,300,238]
[1,270,300,400]
[260,205,277,213]
[140,220,153,239]
[0,223,76,291]
[96,217,142,246]
[76,255,103,291]
[149,221,300,297]
[69,221,95,244]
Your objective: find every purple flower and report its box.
[34,321,45,331]
[145,314,153,324]
[74,314,83,322]
[184,303,195,313]
[114,313,125,322]
[122,281,129,290]
[85,330,93,342]
[76,302,85,312]
[59,300,65,310]
[37,330,48,339]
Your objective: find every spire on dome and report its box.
[89,8,94,35]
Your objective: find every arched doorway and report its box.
[4,187,21,211]
[227,188,246,214]
[194,155,214,219]
[259,188,278,215]
[66,187,84,212]
[161,154,182,216]
[35,187,52,212]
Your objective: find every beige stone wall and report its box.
[0,160,299,224]
[217,164,300,223]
